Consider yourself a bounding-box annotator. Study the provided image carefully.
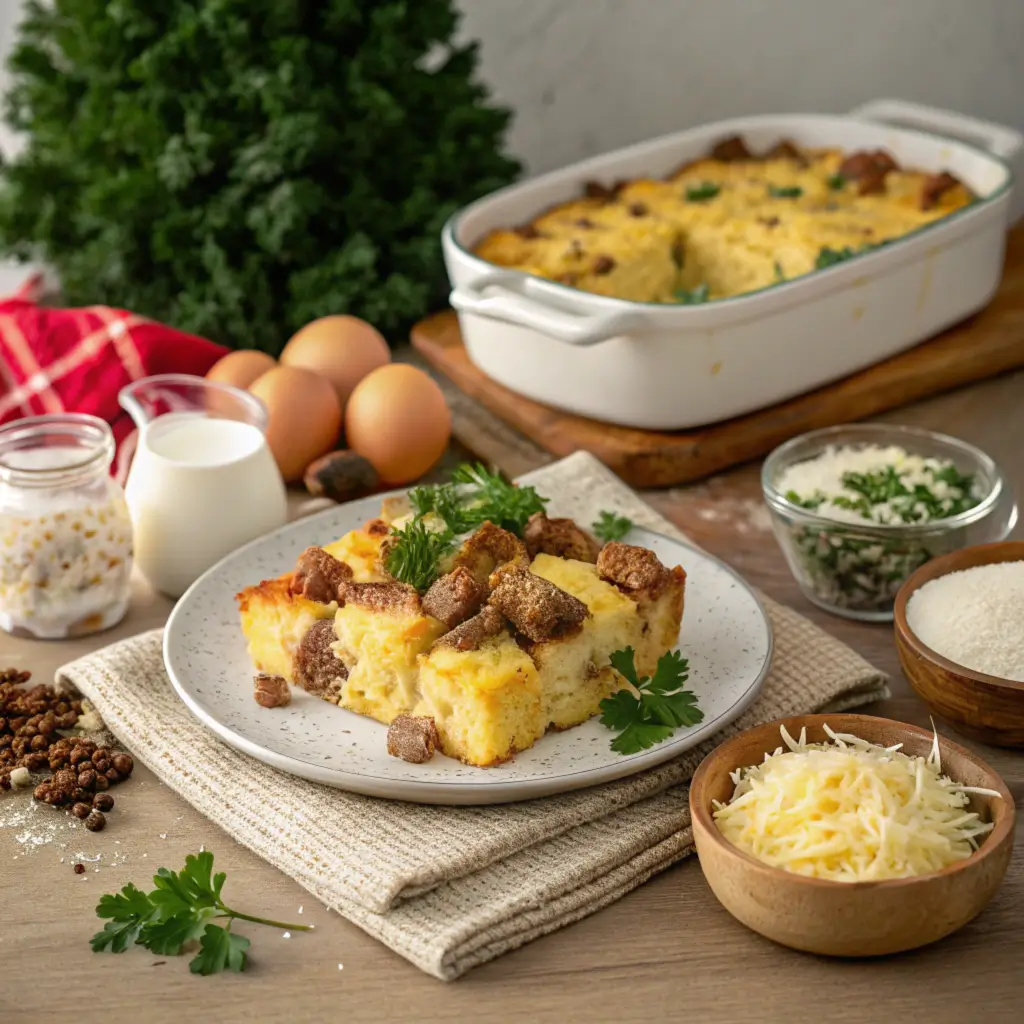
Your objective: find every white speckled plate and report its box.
[164,494,772,805]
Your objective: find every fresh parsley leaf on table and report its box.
[91,851,310,976]
[91,883,156,953]
[599,648,704,754]
[591,511,632,543]
[191,925,251,976]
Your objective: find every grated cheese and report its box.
[712,724,999,882]
[776,444,980,525]
[906,561,1024,682]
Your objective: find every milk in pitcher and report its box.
[120,376,288,598]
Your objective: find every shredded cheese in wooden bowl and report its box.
[712,724,1001,882]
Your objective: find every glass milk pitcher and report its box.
[119,374,287,598]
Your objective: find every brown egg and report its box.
[345,365,450,485]
[280,315,391,407]
[206,350,277,390]
[249,366,342,482]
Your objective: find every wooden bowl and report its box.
[894,540,1024,748]
[689,714,1014,957]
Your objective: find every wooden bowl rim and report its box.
[894,540,1024,693]
[690,713,1016,891]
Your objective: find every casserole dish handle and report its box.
[450,271,645,347]
[850,99,1024,222]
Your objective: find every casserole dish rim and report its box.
[442,112,1013,317]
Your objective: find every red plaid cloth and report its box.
[0,274,229,481]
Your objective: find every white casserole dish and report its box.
[442,100,1024,431]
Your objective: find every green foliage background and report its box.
[0,0,521,352]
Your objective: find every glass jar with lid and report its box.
[0,414,133,639]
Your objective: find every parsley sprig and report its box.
[408,463,548,537]
[408,481,475,535]
[592,510,632,543]
[91,851,310,975]
[388,463,549,591]
[449,462,549,535]
[599,648,704,754]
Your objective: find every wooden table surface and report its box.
[2,361,1023,1024]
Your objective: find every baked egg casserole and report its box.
[474,135,976,303]
[236,492,685,767]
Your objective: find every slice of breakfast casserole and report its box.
[236,491,686,767]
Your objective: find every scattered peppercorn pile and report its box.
[0,667,134,831]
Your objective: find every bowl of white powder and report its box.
[762,424,1017,622]
[895,541,1024,749]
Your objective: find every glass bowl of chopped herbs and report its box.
[762,424,1017,621]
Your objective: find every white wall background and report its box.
[458,0,1024,174]
[2,0,1023,173]
[0,0,1021,288]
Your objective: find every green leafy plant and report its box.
[91,851,310,975]
[591,510,632,543]
[767,185,802,198]
[599,648,703,754]
[827,173,846,190]
[0,1,520,352]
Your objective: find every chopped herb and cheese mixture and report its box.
[713,725,999,882]
[771,443,987,615]
[777,444,983,525]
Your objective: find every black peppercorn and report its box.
[84,810,106,832]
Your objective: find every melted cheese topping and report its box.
[474,147,975,304]
[713,725,999,882]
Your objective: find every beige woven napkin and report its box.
[56,452,889,980]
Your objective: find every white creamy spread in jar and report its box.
[0,446,134,638]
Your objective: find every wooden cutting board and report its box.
[413,227,1024,488]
